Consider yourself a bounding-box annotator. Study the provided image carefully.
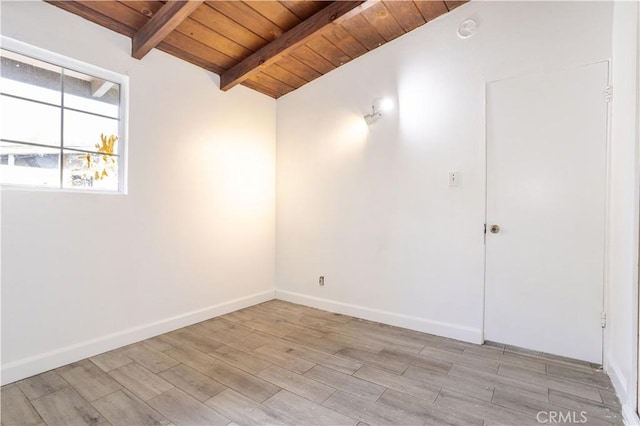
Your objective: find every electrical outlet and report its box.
[319,276,325,286]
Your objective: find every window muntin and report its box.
[0,43,126,192]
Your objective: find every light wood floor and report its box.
[1,300,623,426]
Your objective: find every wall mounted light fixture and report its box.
[364,97,394,125]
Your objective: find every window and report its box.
[0,38,128,192]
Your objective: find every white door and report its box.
[484,62,608,363]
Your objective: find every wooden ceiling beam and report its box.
[220,0,377,92]
[132,0,204,60]
[46,1,136,37]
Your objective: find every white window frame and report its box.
[0,36,129,194]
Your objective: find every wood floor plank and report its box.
[284,329,345,353]
[209,344,272,374]
[205,388,295,425]
[92,389,171,426]
[122,344,180,374]
[264,390,358,425]
[448,364,550,403]
[185,319,253,344]
[335,348,408,374]
[353,365,440,402]
[287,325,330,340]
[267,340,362,375]
[303,365,385,401]
[227,309,306,337]
[341,318,432,344]
[272,306,348,327]
[90,349,133,372]
[257,365,335,404]
[420,347,500,374]
[498,364,603,402]
[546,363,613,389]
[598,388,621,409]
[1,384,44,426]
[166,344,231,373]
[56,360,122,402]
[435,389,540,426]
[327,323,427,354]
[378,388,484,426]
[108,363,174,401]
[463,345,547,373]
[17,371,68,400]
[166,344,281,402]
[255,304,310,323]
[303,309,353,325]
[158,364,227,403]
[199,320,254,344]
[195,317,246,334]
[326,332,388,354]
[261,299,310,314]
[322,390,423,425]
[221,308,259,324]
[252,344,316,374]
[223,331,279,353]
[251,305,307,324]
[492,388,613,426]
[297,314,353,331]
[169,328,225,353]
[421,335,474,354]
[251,301,309,318]
[378,349,453,374]
[404,365,494,401]
[147,388,229,426]
[244,318,306,338]
[143,334,183,352]
[31,387,104,426]
[504,345,598,372]
[548,389,624,425]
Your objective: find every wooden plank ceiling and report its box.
[46,0,468,98]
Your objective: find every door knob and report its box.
[490,224,500,234]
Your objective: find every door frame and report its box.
[480,61,612,364]
[635,3,640,415]
[636,198,640,417]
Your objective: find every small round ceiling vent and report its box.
[457,19,478,39]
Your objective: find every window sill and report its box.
[0,184,127,195]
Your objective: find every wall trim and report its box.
[275,290,483,344]
[622,405,640,426]
[608,354,629,400]
[606,355,640,425]
[1,290,275,385]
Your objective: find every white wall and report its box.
[0,1,276,384]
[276,2,613,343]
[606,2,640,424]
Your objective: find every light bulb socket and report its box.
[365,97,393,124]
[364,112,382,125]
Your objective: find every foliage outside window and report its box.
[0,42,127,192]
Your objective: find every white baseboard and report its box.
[607,355,629,401]
[275,290,483,344]
[622,405,640,426]
[1,290,275,385]
[606,355,639,426]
